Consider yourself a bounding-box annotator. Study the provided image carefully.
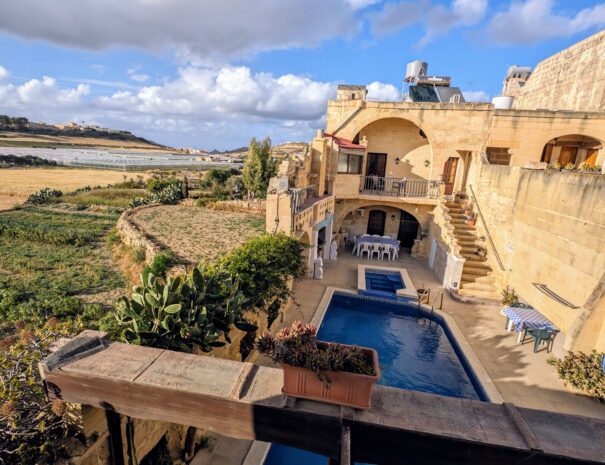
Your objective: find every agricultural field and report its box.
[0,208,125,335]
[132,205,265,264]
[0,168,149,210]
[59,188,150,208]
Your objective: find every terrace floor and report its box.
[269,249,605,421]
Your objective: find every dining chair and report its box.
[359,243,371,259]
[391,244,399,260]
[370,243,381,259]
[351,236,358,255]
[380,244,392,261]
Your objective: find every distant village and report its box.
[0,114,139,138]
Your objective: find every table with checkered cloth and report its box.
[501,306,557,333]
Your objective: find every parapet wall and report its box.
[472,165,605,352]
[513,31,605,112]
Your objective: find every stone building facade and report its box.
[267,30,605,353]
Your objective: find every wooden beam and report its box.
[40,336,605,465]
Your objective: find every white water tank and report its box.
[492,96,514,109]
[405,60,428,82]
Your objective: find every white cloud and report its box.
[1,75,90,109]
[487,0,605,45]
[367,81,401,100]
[0,0,360,62]
[371,0,487,46]
[127,66,150,83]
[462,90,490,102]
[345,0,381,9]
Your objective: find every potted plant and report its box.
[564,162,576,171]
[256,321,380,409]
[548,162,561,171]
[501,286,519,307]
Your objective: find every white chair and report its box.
[351,236,359,255]
[380,244,392,261]
[370,243,381,259]
[372,234,380,238]
[361,233,370,238]
[382,235,390,239]
[359,242,371,259]
[391,242,400,260]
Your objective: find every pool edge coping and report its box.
[357,264,418,300]
[311,286,503,404]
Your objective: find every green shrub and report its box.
[215,234,305,323]
[500,286,518,306]
[129,196,150,208]
[143,252,174,278]
[25,188,62,205]
[132,247,146,263]
[146,177,180,193]
[111,265,255,353]
[547,351,605,401]
[0,320,82,465]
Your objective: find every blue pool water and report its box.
[264,292,486,465]
[365,270,404,294]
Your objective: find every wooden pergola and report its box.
[40,332,605,465]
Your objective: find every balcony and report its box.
[334,175,442,199]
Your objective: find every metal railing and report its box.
[359,176,441,198]
[468,184,505,271]
[291,185,317,214]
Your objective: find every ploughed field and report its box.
[0,208,124,336]
[131,205,265,264]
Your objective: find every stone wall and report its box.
[471,165,605,352]
[116,205,164,264]
[513,30,605,112]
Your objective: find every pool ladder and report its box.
[430,292,444,319]
[417,289,444,322]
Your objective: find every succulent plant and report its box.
[113,264,256,353]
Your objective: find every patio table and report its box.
[357,236,398,247]
[501,306,557,343]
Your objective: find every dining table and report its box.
[501,305,558,343]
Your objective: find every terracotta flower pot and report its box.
[281,342,380,409]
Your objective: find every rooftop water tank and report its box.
[405,60,428,82]
[492,96,514,109]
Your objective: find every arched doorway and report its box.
[367,210,386,236]
[541,135,602,167]
[397,211,419,249]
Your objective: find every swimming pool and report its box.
[364,269,404,298]
[263,291,487,464]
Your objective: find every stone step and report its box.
[464,262,491,271]
[461,254,487,262]
[452,224,475,230]
[462,268,491,278]
[461,274,496,284]
[458,287,500,300]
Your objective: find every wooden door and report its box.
[585,149,598,167]
[366,153,387,177]
[367,210,386,236]
[558,147,577,167]
[442,157,459,196]
[397,211,419,249]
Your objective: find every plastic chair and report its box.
[359,243,371,259]
[361,233,370,237]
[391,244,399,260]
[522,328,558,353]
[370,243,381,259]
[371,234,380,237]
[380,244,392,261]
[381,235,391,239]
[351,236,358,255]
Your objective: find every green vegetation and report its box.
[548,351,605,401]
[242,137,275,199]
[143,252,174,278]
[60,188,150,208]
[0,320,83,465]
[217,233,306,323]
[0,209,124,332]
[111,265,255,353]
[0,154,57,167]
[25,188,62,205]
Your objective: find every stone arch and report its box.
[540,134,603,167]
[335,200,429,239]
[346,117,434,181]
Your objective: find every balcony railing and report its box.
[359,176,442,198]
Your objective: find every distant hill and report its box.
[0,114,168,151]
[207,142,308,159]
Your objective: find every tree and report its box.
[242,137,275,199]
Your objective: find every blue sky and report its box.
[0,0,603,149]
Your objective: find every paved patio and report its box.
[269,249,605,421]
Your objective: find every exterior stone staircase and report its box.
[445,200,500,300]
